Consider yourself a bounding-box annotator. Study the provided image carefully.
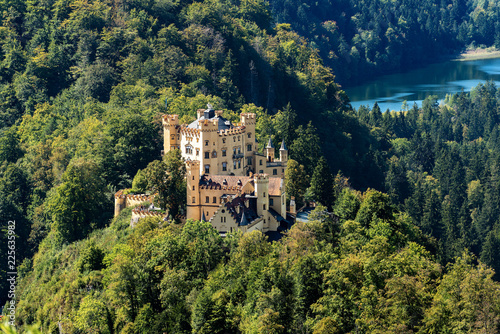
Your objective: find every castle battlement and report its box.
[254,174,269,181]
[162,114,179,125]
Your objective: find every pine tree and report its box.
[309,157,334,210]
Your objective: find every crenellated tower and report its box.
[162,114,179,154]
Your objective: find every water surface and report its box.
[345,58,500,111]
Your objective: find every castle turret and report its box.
[279,140,288,163]
[241,113,256,170]
[162,114,179,154]
[266,138,275,162]
[186,160,201,221]
[254,174,269,217]
[114,192,126,217]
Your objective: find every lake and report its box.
[344,57,500,112]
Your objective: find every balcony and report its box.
[232,153,244,159]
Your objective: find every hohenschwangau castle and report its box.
[115,106,292,234]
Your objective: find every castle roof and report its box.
[280,140,287,151]
[187,108,235,131]
[266,138,274,149]
[268,178,283,196]
[223,194,259,226]
[201,174,283,196]
[201,174,252,188]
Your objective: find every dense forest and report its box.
[269,0,500,83]
[355,83,500,277]
[2,0,500,331]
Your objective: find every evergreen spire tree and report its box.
[309,156,335,210]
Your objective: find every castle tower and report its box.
[279,140,288,163]
[199,117,219,176]
[114,193,126,217]
[162,114,179,154]
[240,113,256,130]
[241,113,256,170]
[186,160,201,221]
[254,174,269,217]
[266,138,275,162]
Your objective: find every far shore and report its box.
[453,48,500,61]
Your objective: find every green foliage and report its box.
[131,168,149,193]
[78,241,105,273]
[284,159,308,207]
[309,157,334,210]
[144,149,186,218]
[5,0,500,331]
[271,0,500,84]
[46,158,111,242]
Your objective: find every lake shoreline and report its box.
[346,53,500,112]
[452,48,500,61]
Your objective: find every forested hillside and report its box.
[354,83,500,278]
[269,0,500,84]
[15,196,500,333]
[3,0,500,331]
[0,0,385,310]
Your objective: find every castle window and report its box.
[222,149,226,157]
[206,196,209,203]
[223,138,226,144]
[185,145,192,154]
[259,160,263,165]
[192,197,196,203]
[212,151,217,158]
[192,186,195,190]
[248,133,251,139]
[259,170,264,173]
[205,165,210,173]
[213,197,217,203]
[237,147,241,154]
[247,157,252,166]
[205,152,210,159]
[177,135,180,140]
[192,176,195,180]
[221,217,223,223]
[273,169,277,175]
[222,162,227,171]
[233,161,237,169]
[171,135,175,140]
[205,140,209,146]
[263,204,266,210]
[270,198,274,206]
[233,137,236,142]
[282,169,284,173]
[238,160,241,168]
[238,136,240,141]
[247,144,252,151]
[196,149,200,156]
